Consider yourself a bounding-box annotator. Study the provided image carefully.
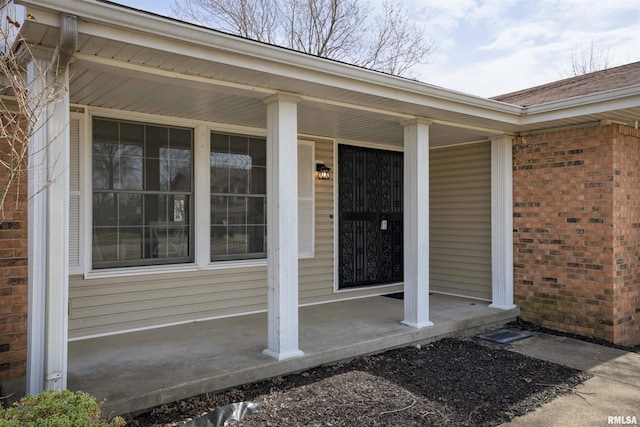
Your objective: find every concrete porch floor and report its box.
[68,294,520,416]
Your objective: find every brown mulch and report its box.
[125,337,592,427]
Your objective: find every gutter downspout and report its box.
[26,12,77,394]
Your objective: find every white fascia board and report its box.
[520,84,640,124]
[16,0,523,126]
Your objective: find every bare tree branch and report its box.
[171,0,434,77]
[0,7,66,221]
[562,42,612,77]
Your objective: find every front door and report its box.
[338,145,403,289]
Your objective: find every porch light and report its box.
[316,162,331,180]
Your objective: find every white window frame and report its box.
[74,107,315,278]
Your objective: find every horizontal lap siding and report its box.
[430,142,491,300]
[70,138,397,339]
[69,267,268,338]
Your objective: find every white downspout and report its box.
[26,12,77,394]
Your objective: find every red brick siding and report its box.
[611,125,640,345]
[0,124,28,383]
[513,124,640,345]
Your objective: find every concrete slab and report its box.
[505,376,639,427]
[67,294,519,416]
[501,331,640,426]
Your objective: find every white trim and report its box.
[194,124,210,268]
[489,135,517,310]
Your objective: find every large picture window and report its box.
[210,132,266,260]
[92,118,193,268]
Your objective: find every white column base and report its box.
[262,348,305,361]
[401,320,434,329]
[488,303,517,310]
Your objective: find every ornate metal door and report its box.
[338,145,403,289]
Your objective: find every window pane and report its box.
[249,137,266,166]
[92,227,118,261]
[119,227,143,260]
[229,135,248,155]
[247,225,266,253]
[210,132,267,261]
[211,164,230,194]
[249,166,266,195]
[93,193,116,226]
[92,118,193,268]
[211,195,227,226]
[227,197,247,225]
[92,120,144,191]
[227,226,247,254]
[247,197,265,225]
[211,226,228,256]
[210,133,229,155]
[118,193,142,226]
[229,166,249,194]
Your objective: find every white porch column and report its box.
[262,94,304,360]
[26,59,71,393]
[402,119,433,328]
[489,135,517,310]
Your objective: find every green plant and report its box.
[0,390,124,427]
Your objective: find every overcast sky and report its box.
[116,0,639,98]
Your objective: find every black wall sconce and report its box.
[316,162,331,180]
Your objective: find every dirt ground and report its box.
[125,336,592,427]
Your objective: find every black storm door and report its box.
[338,145,403,289]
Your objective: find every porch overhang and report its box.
[8,0,640,144]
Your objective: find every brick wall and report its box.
[0,126,29,386]
[513,124,640,346]
[611,126,640,345]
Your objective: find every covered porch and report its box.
[68,294,519,416]
[11,0,521,403]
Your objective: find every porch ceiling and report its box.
[15,4,640,145]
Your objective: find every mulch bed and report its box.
[125,337,592,427]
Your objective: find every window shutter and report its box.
[298,140,315,258]
[69,115,82,274]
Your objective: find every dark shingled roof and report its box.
[491,61,640,106]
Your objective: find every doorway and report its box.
[338,145,403,289]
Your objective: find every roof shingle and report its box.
[491,61,640,106]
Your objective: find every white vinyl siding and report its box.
[429,142,492,300]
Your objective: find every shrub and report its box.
[0,390,125,427]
